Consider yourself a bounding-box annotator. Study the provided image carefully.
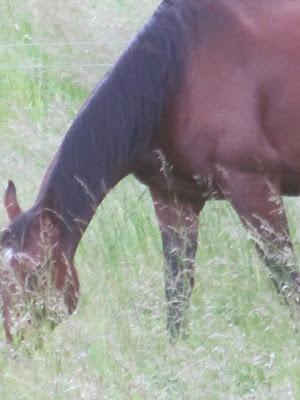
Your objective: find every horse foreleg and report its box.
[218,170,300,305]
[150,188,204,339]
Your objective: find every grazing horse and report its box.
[2,0,300,343]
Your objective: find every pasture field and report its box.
[1,1,300,399]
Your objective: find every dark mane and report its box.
[36,0,193,236]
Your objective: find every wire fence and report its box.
[0,41,127,70]
[0,41,129,49]
[0,63,113,70]
[0,41,108,48]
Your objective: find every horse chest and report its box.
[134,150,223,202]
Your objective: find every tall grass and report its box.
[1,1,300,399]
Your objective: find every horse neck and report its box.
[36,80,137,252]
[35,2,187,254]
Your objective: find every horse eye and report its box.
[0,229,13,248]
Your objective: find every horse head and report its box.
[0,181,79,344]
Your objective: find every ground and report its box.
[1,1,300,399]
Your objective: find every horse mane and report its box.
[35,0,193,236]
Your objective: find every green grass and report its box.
[1,1,300,399]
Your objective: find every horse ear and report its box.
[41,187,61,223]
[4,180,22,221]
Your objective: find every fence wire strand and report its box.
[0,63,113,70]
[0,41,126,70]
[0,41,106,48]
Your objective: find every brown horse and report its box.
[2,0,300,343]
